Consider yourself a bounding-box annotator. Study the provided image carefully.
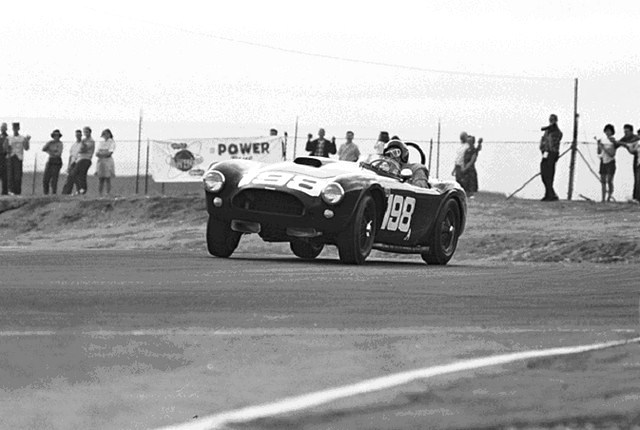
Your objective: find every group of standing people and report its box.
[538,113,640,203]
[595,123,640,203]
[0,123,116,196]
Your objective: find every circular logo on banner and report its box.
[173,149,196,171]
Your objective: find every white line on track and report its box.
[155,336,640,430]
[0,327,636,337]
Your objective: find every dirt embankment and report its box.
[1,192,639,263]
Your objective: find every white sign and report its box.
[149,136,285,182]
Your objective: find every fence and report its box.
[15,137,637,201]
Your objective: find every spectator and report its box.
[618,124,640,202]
[373,131,390,158]
[452,134,482,196]
[595,124,618,202]
[6,122,30,195]
[338,131,361,162]
[306,128,336,157]
[0,123,8,195]
[75,126,95,195]
[539,114,563,201]
[269,128,278,136]
[96,129,116,196]
[42,129,64,195]
[62,130,83,195]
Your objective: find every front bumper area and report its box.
[205,188,359,241]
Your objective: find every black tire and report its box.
[422,199,460,265]
[290,240,324,260]
[337,194,377,265]
[206,216,241,258]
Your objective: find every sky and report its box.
[2,0,640,142]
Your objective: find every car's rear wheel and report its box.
[290,240,324,260]
[422,199,460,265]
[206,216,241,258]
[337,194,377,265]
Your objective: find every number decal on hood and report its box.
[381,195,416,232]
[251,172,325,196]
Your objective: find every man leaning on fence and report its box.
[539,114,563,201]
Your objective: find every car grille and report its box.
[232,189,305,216]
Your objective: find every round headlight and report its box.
[203,170,225,193]
[321,182,345,205]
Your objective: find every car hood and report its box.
[259,157,363,179]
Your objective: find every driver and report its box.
[383,139,430,188]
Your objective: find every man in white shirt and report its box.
[6,122,30,195]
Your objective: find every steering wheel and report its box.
[369,157,402,176]
[404,142,426,165]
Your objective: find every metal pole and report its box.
[436,119,441,178]
[135,108,143,194]
[567,78,579,201]
[428,138,433,172]
[144,138,150,195]
[283,132,288,161]
[293,116,299,159]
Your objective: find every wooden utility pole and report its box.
[567,78,579,201]
[436,119,441,178]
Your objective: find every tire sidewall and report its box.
[424,199,460,264]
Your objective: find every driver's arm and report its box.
[409,167,429,188]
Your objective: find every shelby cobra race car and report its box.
[203,142,467,265]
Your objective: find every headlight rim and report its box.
[203,169,226,193]
[321,182,345,205]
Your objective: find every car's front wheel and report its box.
[290,240,324,260]
[206,216,241,258]
[422,199,460,265]
[337,194,377,265]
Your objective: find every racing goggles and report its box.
[384,147,402,158]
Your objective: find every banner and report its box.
[149,136,285,182]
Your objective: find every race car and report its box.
[202,142,467,265]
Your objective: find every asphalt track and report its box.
[1,249,639,429]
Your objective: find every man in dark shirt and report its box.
[306,128,336,158]
[0,123,8,195]
[618,124,640,201]
[539,114,563,201]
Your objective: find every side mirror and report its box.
[400,168,413,180]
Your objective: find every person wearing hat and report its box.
[42,129,64,195]
[6,122,30,195]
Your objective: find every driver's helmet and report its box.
[383,139,409,164]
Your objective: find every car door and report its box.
[375,181,442,247]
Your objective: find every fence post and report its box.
[436,120,441,178]
[144,138,150,195]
